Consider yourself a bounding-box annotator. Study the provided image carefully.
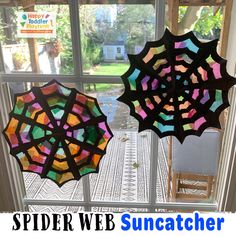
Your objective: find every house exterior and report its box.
[102,41,126,61]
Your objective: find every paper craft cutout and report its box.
[3,80,113,186]
[118,29,236,143]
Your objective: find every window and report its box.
[117,47,121,53]
[0,0,235,213]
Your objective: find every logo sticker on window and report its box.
[17,12,56,38]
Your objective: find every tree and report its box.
[0,8,17,44]
[168,6,223,39]
[192,7,222,39]
[79,5,103,70]
[115,4,155,54]
[178,6,204,34]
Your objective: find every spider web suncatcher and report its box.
[118,29,236,143]
[3,80,113,186]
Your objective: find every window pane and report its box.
[24,172,84,201]
[84,84,150,203]
[161,3,225,204]
[0,4,73,74]
[79,4,156,76]
[158,132,223,204]
[8,82,84,204]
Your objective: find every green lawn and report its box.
[84,83,123,93]
[91,63,129,76]
[85,83,123,92]
[84,62,128,92]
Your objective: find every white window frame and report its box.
[0,0,235,212]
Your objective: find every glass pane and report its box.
[0,3,73,74]
[157,133,223,204]
[160,3,225,204]
[79,4,156,76]
[84,84,150,203]
[89,130,151,203]
[8,82,84,203]
[24,172,84,201]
